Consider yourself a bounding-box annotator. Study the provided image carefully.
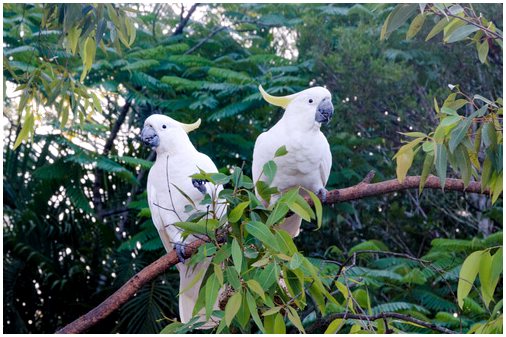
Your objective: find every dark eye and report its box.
[309,99,314,104]
[162,125,167,129]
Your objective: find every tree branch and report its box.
[185,26,227,55]
[306,312,457,334]
[56,174,495,333]
[172,3,199,36]
[55,238,205,334]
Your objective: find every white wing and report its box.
[319,138,332,187]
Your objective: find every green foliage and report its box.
[3,2,502,334]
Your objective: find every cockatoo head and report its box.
[141,114,201,154]
[259,85,334,127]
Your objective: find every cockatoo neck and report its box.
[155,134,198,157]
[281,108,321,133]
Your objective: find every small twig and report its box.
[185,26,227,55]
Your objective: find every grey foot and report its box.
[174,243,186,263]
[192,179,207,194]
[316,188,328,203]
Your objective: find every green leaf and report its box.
[396,147,414,183]
[273,313,286,334]
[258,263,279,290]
[80,36,96,82]
[393,137,424,159]
[205,274,220,320]
[224,291,242,326]
[399,131,427,138]
[287,306,305,333]
[283,267,305,308]
[476,39,489,63]
[474,94,496,106]
[214,263,224,286]
[449,119,472,153]
[236,291,250,328]
[435,143,448,189]
[246,221,280,251]
[231,238,243,274]
[426,17,449,41]
[289,252,303,270]
[457,250,483,309]
[266,203,290,227]
[440,115,461,127]
[325,318,344,334]
[262,306,282,316]
[479,251,493,308]
[229,201,250,223]
[491,247,503,284]
[287,200,311,222]
[275,230,298,255]
[419,152,435,194]
[481,156,492,190]
[262,160,277,185]
[246,279,265,300]
[246,290,265,333]
[225,267,241,290]
[67,26,81,55]
[446,25,480,43]
[309,282,326,315]
[381,4,418,40]
[491,173,503,204]
[455,145,471,187]
[13,112,34,149]
[306,189,323,230]
[274,145,288,157]
[406,13,426,39]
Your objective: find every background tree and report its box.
[3,3,502,333]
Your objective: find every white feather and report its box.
[252,87,333,237]
[144,114,223,326]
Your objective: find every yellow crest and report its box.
[178,118,201,133]
[258,85,298,109]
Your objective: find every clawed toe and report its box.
[317,188,328,203]
[174,243,186,263]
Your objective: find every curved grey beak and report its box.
[141,125,159,148]
[315,98,334,124]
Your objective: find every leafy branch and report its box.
[55,174,495,334]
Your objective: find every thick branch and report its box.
[56,175,495,333]
[323,175,488,204]
[55,238,205,334]
[307,312,457,334]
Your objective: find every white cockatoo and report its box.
[141,114,224,327]
[252,85,334,237]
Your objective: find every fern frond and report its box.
[160,76,203,91]
[168,54,212,67]
[65,184,93,213]
[207,67,252,83]
[127,43,190,59]
[208,100,258,120]
[121,59,160,72]
[130,72,172,92]
[371,301,430,315]
[114,155,153,170]
[411,288,457,312]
